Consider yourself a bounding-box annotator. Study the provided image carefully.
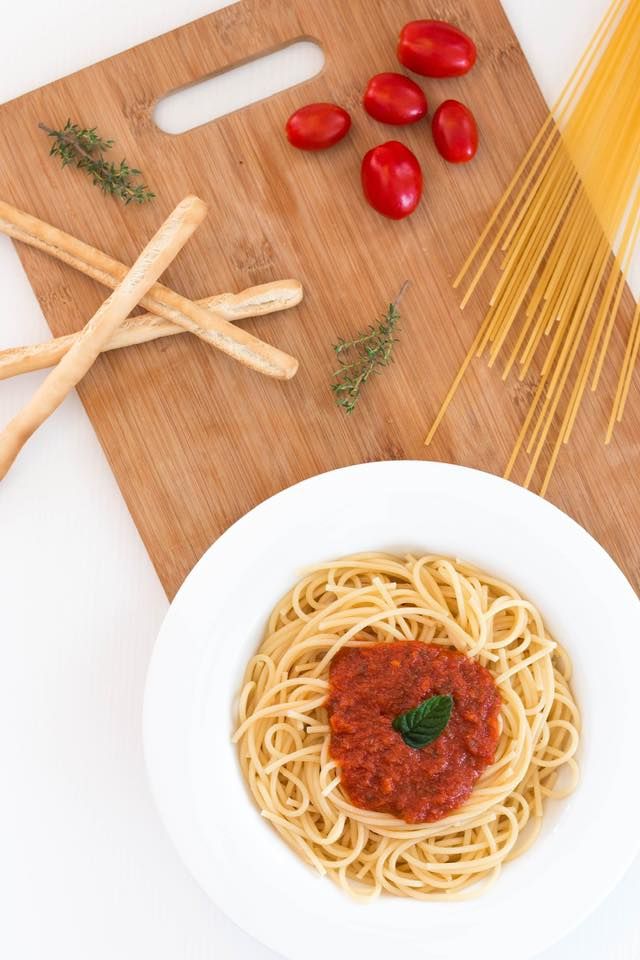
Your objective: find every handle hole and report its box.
[153,40,325,135]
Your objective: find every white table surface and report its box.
[1,2,638,958]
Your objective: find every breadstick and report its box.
[0,280,303,380]
[0,195,205,480]
[0,200,298,380]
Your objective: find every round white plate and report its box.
[143,461,640,960]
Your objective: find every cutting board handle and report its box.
[123,0,323,111]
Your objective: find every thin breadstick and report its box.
[0,200,298,380]
[0,195,205,480]
[0,280,303,381]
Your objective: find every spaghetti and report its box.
[234,553,580,900]
[425,0,640,494]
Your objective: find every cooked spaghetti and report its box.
[425,0,640,494]
[234,553,580,900]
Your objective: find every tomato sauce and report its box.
[327,641,501,823]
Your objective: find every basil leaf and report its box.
[392,694,453,749]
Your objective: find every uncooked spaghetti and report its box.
[234,553,580,900]
[425,0,640,495]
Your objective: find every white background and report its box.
[0,2,638,958]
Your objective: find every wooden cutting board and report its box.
[0,0,638,599]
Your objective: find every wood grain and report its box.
[0,0,637,598]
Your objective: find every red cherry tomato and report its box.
[363,72,428,125]
[285,103,351,150]
[432,100,478,163]
[361,141,423,220]
[398,20,477,77]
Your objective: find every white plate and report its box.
[143,461,640,960]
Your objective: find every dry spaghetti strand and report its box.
[425,0,640,492]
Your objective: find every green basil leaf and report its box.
[392,693,453,749]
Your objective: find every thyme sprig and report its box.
[331,281,409,414]
[39,120,155,205]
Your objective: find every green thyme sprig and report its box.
[331,281,409,414]
[39,120,155,205]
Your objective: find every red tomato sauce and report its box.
[327,641,501,823]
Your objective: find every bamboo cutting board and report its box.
[0,0,638,598]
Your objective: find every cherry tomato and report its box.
[361,141,423,220]
[285,103,351,150]
[432,100,478,163]
[363,72,428,125]
[398,20,477,78]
